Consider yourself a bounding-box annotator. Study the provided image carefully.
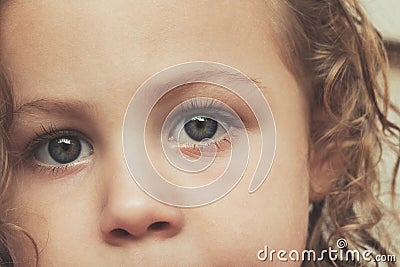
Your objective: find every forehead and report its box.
[0,0,285,106]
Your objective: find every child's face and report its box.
[3,1,311,266]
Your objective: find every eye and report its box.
[34,136,93,166]
[164,98,241,155]
[183,116,219,142]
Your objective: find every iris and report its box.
[183,116,218,142]
[48,137,82,164]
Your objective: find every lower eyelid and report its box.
[32,154,92,167]
[30,156,92,177]
[177,138,232,158]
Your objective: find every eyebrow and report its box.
[12,71,268,123]
[141,68,269,110]
[14,98,98,118]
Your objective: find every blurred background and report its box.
[361,0,400,117]
[361,0,400,116]
[360,0,400,212]
[361,0,400,42]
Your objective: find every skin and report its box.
[1,0,314,266]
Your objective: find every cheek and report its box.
[184,130,310,263]
[183,174,309,266]
[7,169,95,239]
[263,154,310,250]
[7,171,103,265]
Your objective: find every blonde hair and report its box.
[0,70,14,265]
[0,71,38,266]
[279,0,400,266]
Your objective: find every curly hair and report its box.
[0,0,399,266]
[0,70,38,266]
[277,0,400,266]
[0,70,14,266]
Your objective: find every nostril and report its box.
[111,228,130,238]
[148,221,169,231]
[109,222,170,239]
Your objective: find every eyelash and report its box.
[24,123,92,176]
[167,98,240,156]
[178,98,242,128]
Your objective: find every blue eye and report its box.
[165,98,241,150]
[183,116,219,142]
[34,135,93,166]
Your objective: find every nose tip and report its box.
[98,147,185,245]
[100,194,184,244]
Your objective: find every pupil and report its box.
[184,116,218,142]
[48,137,82,164]
[60,141,71,151]
[195,120,205,129]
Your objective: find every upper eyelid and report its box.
[163,96,257,131]
[167,101,241,134]
[24,128,92,158]
[179,105,237,122]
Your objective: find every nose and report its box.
[100,168,184,245]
